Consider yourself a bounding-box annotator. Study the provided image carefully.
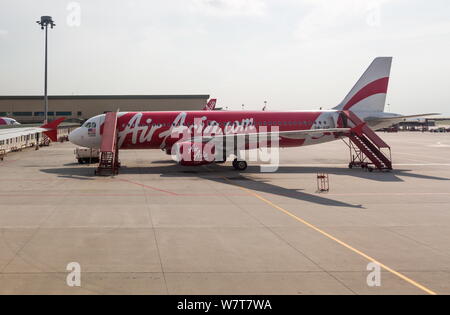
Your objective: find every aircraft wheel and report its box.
[233,160,248,171]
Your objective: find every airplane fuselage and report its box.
[69,110,348,151]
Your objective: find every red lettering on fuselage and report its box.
[108,111,326,150]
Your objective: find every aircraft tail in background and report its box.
[41,117,66,142]
[203,99,217,111]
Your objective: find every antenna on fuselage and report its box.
[263,101,268,111]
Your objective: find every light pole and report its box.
[37,16,55,124]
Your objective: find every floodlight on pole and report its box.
[36,16,55,124]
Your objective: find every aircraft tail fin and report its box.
[41,117,65,142]
[203,99,217,111]
[334,57,393,113]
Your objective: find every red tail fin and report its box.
[203,99,217,111]
[41,117,65,142]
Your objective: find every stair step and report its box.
[342,110,392,171]
[349,134,392,170]
[343,110,390,148]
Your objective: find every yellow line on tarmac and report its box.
[222,176,438,295]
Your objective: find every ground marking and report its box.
[222,176,438,295]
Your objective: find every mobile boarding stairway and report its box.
[341,110,393,172]
[95,112,120,176]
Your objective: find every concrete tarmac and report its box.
[0,132,449,295]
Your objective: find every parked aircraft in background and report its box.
[0,118,20,126]
[69,57,438,171]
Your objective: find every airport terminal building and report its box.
[0,95,210,123]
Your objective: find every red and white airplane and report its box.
[69,57,437,170]
[0,117,20,126]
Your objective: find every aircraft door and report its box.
[334,112,348,128]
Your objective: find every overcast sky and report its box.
[0,0,449,114]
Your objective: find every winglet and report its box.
[351,123,366,136]
[41,117,66,142]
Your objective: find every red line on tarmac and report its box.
[0,193,249,198]
[118,179,249,197]
[327,192,450,197]
[0,179,117,182]
[118,178,179,196]
[0,160,18,166]
[0,194,159,197]
[0,179,51,182]
[176,193,248,197]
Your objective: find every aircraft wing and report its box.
[193,128,351,143]
[365,113,440,123]
[364,113,440,129]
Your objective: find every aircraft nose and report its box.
[69,128,84,147]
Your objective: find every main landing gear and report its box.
[232,159,248,171]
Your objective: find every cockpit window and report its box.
[83,122,97,129]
